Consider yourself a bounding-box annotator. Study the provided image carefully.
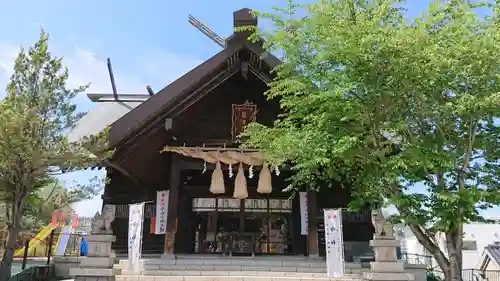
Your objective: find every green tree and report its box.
[0,30,109,280]
[243,1,500,281]
[22,179,100,231]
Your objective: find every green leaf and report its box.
[0,30,111,279]
[243,0,500,276]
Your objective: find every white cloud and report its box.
[135,49,203,89]
[0,43,20,93]
[65,47,147,93]
[0,39,202,217]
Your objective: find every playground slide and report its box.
[13,224,56,257]
[54,225,72,256]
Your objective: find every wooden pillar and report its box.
[239,199,245,233]
[307,190,319,258]
[164,154,180,255]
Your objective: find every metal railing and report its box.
[428,269,500,281]
[400,252,433,267]
[463,269,500,281]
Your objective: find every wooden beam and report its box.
[188,14,226,48]
[89,150,145,185]
[87,93,151,102]
[146,85,155,96]
[178,156,291,171]
[104,159,142,184]
[307,190,319,258]
[164,154,181,255]
[248,64,272,84]
[170,137,234,147]
[107,58,119,101]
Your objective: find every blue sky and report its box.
[0,0,497,218]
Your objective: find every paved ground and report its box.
[11,260,47,275]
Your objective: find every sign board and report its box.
[231,101,257,140]
[155,190,169,234]
[299,192,308,235]
[128,203,144,274]
[324,209,345,277]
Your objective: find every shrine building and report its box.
[69,8,375,260]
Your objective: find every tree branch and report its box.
[408,222,450,272]
[462,119,476,172]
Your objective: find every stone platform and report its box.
[70,232,120,281]
[114,255,364,281]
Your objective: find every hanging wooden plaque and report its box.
[231,100,257,140]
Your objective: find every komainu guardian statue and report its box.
[91,205,116,234]
[371,209,393,237]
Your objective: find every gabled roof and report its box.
[108,9,281,147]
[68,101,142,143]
[479,242,500,270]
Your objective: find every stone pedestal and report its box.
[70,234,121,281]
[363,235,414,281]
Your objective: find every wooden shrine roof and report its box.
[108,8,281,149]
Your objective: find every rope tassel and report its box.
[209,161,225,194]
[257,162,272,194]
[233,162,248,199]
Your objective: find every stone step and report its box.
[167,255,318,260]
[120,266,330,272]
[115,259,363,275]
[117,258,329,267]
[145,262,327,268]
[118,266,329,274]
[117,255,325,262]
[120,271,361,277]
[116,273,363,281]
[117,270,361,277]
[114,258,365,280]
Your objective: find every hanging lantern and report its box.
[233,162,248,199]
[257,162,272,194]
[209,161,225,194]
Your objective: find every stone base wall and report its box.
[74,276,115,281]
[53,256,81,279]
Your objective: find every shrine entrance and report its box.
[191,197,294,256]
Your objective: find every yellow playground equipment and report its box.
[14,211,78,257]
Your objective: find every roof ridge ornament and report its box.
[188,14,226,49]
[188,8,258,49]
[86,58,155,103]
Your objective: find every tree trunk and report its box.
[0,191,27,281]
[446,230,463,281]
[0,224,21,281]
[0,214,21,281]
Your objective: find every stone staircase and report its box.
[114,255,365,281]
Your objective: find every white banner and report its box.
[324,209,345,277]
[128,203,144,274]
[299,192,308,235]
[155,190,169,234]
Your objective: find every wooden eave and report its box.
[108,35,281,152]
